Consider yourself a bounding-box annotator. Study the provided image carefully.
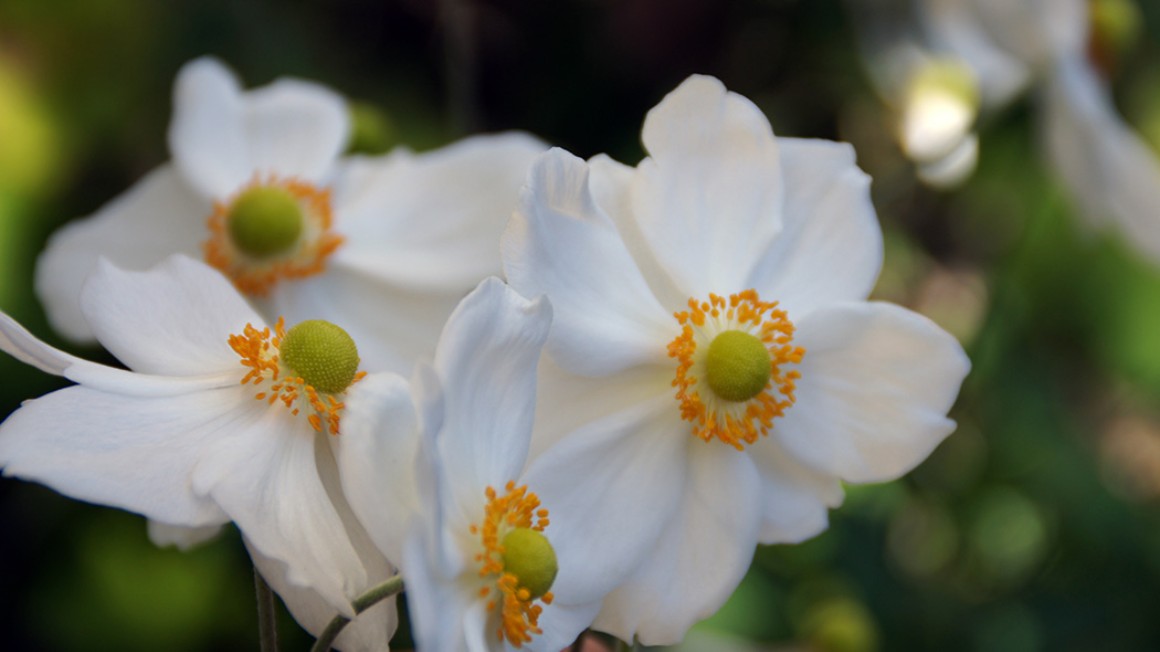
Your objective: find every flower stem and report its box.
[310,575,405,652]
[254,566,279,652]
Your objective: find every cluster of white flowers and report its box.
[0,58,969,651]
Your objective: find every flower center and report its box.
[228,317,366,435]
[226,186,303,258]
[205,176,344,296]
[470,481,554,648]
[279,320,360,394]
[668,290,805,450]
[500,528,558,600]
[704,330,772,402]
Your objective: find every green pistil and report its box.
[280,320,360,394]
[704,330,772,402]
[227,186,303,258]
[501,528,558,599]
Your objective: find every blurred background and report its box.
[3,0,1160,650]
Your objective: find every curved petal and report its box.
[503,148,673,377]
[591,442,763,646]
[526,601,604,652]
[917,0,1032,107]
[168,58,251,198]
[334,133,546,291]
[34,164,209,343]
[194,410,366,614]
[747,138,882,319]
[746,436,845,544]
[774,302,970,483]
[333,372,421,564]
[147,520,224,550]
[433,278,551,513]
[248,541,398,652]
[81,256,264,376]
[169,57,349,198]
[631,75,784,296]
[520,394,687,606]
[1041,55,1160,263]
[0,384,243,527]
[965,0,1086,67]
[402,524,472,652]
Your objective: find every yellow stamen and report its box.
[228,317,366,435]
[469,481,554,648]
[205,175,343,296]
[667,290,805,450]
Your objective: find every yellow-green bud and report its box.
[280,320,360,394]
[501,528,558,599]
[704,330,772,402]
[227,186,303,258]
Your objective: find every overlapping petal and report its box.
[774,302,970,483]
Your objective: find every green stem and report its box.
[310,575,405,652]
[254,566,279,652]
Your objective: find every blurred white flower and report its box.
[854,0,1160,260]
[0,255,397,651]
[36,56,545,373]
[337,278,616,650]
[502,75,970,645]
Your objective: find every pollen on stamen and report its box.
[205,174,344,297]
[667,290,806,450]
[227,317,367,436]
[470,481,555,648]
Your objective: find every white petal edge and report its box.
[746,435,846,544]
[631,74,784,296]
[503,148,673,377]
[774,301,970,483]
[168,57,251,198]
[34,164,210,343]
[147,520,224,550]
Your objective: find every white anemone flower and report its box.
[0,255,399,651]
[855,0,1160,260]
[336,278,614,651]
[501,76,970,644]
[36,56,545,373]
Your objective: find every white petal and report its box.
[248,540,398,652]
[917,0,1032,107]
[169,57,349,198]
[168,58,251,198]
[333,133,546,291]
[433,278,551,509]
[34,164,209,342]
[194,412,366,614]
[746,436,845,544]
[631,75,784,296]
[964,0,1086,67]
[0,384,242,527]
[1042,56,1160,263]
[81,256,264,376]
[147,520,224,550]
[402,524,472,652]
[775,302,970,483]
[746,138,882,319]
[591,442,763,646]
[521,394,688,606]
[525,601,603,652]
[334,372,420,564]
[503,148,673,376]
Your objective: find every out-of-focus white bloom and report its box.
[36,57,545,373]
[854,0,1160,260]
[337,278,614,650]
[0,256,397,651]
[502,75,970,644]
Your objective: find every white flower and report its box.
[336,278,613,651]
[0,255,398,650]
[36,56,545,373]
[854,0,1160,259]
[501,75,970,644]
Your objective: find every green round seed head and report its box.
[279,320,360,394]
[227,186,304,258]
[501,528,558,600]
[704,330,772,402]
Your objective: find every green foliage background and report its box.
[2,0,1160,650]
